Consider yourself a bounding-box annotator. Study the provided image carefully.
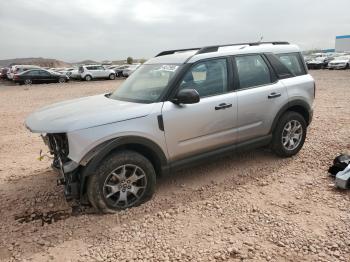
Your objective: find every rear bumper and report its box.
[328,65,347,69]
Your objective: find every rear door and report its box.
[234,54,287,142]
[26,70,41,83]
[162,58,238,161]
[39,70,54,83]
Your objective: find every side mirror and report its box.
[173,89,200,104]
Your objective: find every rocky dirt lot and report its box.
[0,71,349,262]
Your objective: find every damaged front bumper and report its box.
[43,134,82,201]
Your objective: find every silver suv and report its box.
[26,42,315,213]
[78,65,116,81]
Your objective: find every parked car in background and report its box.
[78,65,116,81]
[328,56,350,69]
[58,68,75,76]
[122,64,140,77]
[113,65,130,77]
[13,69,69,85]
[306,56,333,69]
[0,67,9,79]
[7,65,41,79]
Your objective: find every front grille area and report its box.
[46,133,70,164]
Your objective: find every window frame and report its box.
[274,52,307,76]
[170,56,235,100]
[231,53,277,91]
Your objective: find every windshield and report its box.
[110,64,180,103]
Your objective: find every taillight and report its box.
[13,75,19,80]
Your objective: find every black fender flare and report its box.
[80,136,169,178]
[270,99,312,133]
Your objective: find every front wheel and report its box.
[271,111,307,157]
[87,150,156,213]
[58,77,66,83]
[109,74,115,80]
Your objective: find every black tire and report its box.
[58,77,66,83]
[109,74,115,80]
[84,75,92,81]
[271,111,307,157]
[87,150,156,213]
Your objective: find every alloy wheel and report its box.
[281,120,303,151]
[24,79,32,85]
[103,164,147,208]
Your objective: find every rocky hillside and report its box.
[0,58,71,68]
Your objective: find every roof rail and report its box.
[155,41,289,57]
[155,48,201,57]
[196,41,290,55]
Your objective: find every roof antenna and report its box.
[258,36,264,43]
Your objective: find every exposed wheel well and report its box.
[112,144,162,176]
[287,105,310,125]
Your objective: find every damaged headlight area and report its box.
[42,133,81,201]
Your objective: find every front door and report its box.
[162,58,238,161]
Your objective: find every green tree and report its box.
[139,58,147,64]
[127,57,133,64]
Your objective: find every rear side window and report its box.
[26,70,40,76]
[275,53,306,76]
[235,55,272,89]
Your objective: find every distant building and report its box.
[335,35,350,52]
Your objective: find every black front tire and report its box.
[87,150,156,213]
[271,111,307,157]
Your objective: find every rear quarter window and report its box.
[275,53,306,76]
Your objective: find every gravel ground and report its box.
[0,71,349,262]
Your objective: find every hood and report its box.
[25,94,155,133]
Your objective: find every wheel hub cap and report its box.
[281,120,303,151]
[103,164,147,208]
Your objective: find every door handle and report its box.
[268,92,281,99]
[215,103,232,110]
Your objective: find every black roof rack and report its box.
[155,41,289,57]
[155,48,201,57]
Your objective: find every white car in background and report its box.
[122,64,141,77]
[7,65,41,79]
[58,68,76,77]
[328,56,350,69]
[78,65,116,81]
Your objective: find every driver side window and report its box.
[180,59,228,97]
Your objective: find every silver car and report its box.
[25,42,315,213]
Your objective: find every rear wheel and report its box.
[109,74,115,80]
[24,79,32,85]
[271,111,307,157]
[87,150,156,213]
